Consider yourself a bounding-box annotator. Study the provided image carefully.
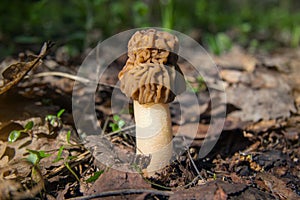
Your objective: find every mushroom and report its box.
[118,29,186,176]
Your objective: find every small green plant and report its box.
[86,170,104,183]
[27,149,51,165]
[45,109,65,125]
[53,146,65,163]
[213,173,217,180]
[26,149,50,183]
[45,109,65,131]
[187,76,206,93]
[8,121,34,143]
[52,144,81,182]
[205,32,232,55]
[66,130,71,144]
[64,161,80,182]
[109,115,125,132]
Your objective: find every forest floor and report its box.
[0,42,299,200]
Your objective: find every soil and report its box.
[0,43,299,200]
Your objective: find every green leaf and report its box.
[57,109,65,118]
[45,115,60,127]
[24,121,34,131]
[66,130,71,144]
[27,149,51,158]
[53,146,64,163]
[45,114,56,121]
[8,130,21,143]
[65,161,80,182]
[213,173,217,180]
[39,151,52,158]
[113,115,120,122]
[27,152,39,165]
[109,123,119,132]
[118,120,125,129]
[68,155,77,161]
[27,149,51,165]
[86,170,104,183]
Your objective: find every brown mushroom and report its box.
[118,29,185,176]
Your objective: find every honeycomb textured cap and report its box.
[118,29,185,104]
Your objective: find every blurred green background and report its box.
[0,0,299,60]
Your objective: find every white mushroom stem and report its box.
[134,100,173,176]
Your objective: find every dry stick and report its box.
[186,147,202,178]
[100,117,110,136]
[185,147,205,188]
[31,71,119,89]
[142,153,205,190]
[46,151,91,178]
[66,189,173,200]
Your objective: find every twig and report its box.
[31,71,119,88]
[100,118,110,136]
[66,189,173,200]
[46,151,91,178]
[186,147,204,180]
[183,175,204,188]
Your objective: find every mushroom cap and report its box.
[119,29,185,104]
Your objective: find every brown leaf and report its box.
[214,46,257,72]
[226,84,296,122]
[85,135,149,172]
[0,161,44,199]
[220,69,243,84]
[85,168,151,200]
[256,172,299,199]
[170,180,247,200]
[0,141,8,168]
[0,41,54,95]
[213,186,227,200]
[245,119,278,133]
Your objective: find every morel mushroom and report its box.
[118,29,185,175]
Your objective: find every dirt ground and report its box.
[0,43,299,199]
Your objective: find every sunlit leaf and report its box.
[39,151,51,158]
[27,152,39,165]
[53,146,64,163]
[113,115,120,122]
[27,149,51,165]
[118,120,125,129]
[109,123,119,132]
[45,114,56,121]
[57,109,65,118]
[8,130,21,143]
[68,155,77,160]
[65,162,80,182]
[86,170,104,183]
[24,121,34,131]
[66,130,71,144]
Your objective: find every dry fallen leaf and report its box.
[214,46,257,72]
[213,186,227,200]
[256,172,299,199]
[0,41,54,95]
[0,161,44,199]
[226,83,296,122]
[85,168,151,200]
[169,180,247,200]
